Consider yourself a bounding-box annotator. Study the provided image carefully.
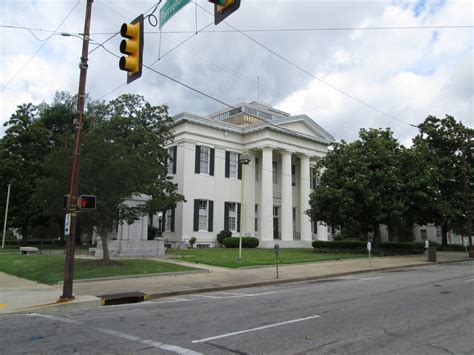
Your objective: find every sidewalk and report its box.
[1,252,471,314]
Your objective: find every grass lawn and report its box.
[0,254,197,284]
[166,248,366,268]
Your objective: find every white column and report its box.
[299,155,312,241]
[260,147,274,242]
[317,222,329,241]
[243,153,256,236]
[281,150,293,241]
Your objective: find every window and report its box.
[310,167,317,189]
[273,206,279,217]
[254,205,258,232]
[421,229,427,241]
[165,209,172,232]
[226,151,239,179]
[200,146,210,174]
[228,203,237,232]
[198,200,208,231]
[292,207,297,234]
[272,161,277,184]
[167,146,177,175]
[291,165,296,186]
[194,199,213,232]
[255,158,260,181]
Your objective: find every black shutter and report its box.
[193,200,199,231]
[172,146,177,174]
[224,202,230,231]
[171,207,175,232]
[237,203,241,233]
[208,200,214,232]
[209,148,215,176]
[161,211,166,231]
[225,151,230,178]
[238,154,242,180]
[195,145,201,174]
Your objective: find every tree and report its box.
[308,128,404,247]
[413,115,471,246]
[35,94,183,259]
[0,104,52,239]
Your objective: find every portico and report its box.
[162,101,335,247]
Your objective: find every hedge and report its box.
[222,237,259,248]
[312,240,426,255]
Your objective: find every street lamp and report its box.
[238,154,251,261]
[157,211,163,239]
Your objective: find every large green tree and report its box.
[308,128,404,247]
[34,94,183,259]
[413,115,473,246]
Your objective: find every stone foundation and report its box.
[95,238,165,258]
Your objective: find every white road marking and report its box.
[29,314,200,355]
[96,328,201,355]
[192,314,321,343]
[465,278,474,283]
[29,313,82,325]
[358,276,383,281]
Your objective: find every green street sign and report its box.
[159,0,191,30]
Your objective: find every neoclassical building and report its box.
[158,101,335,248]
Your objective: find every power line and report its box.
[0,0,81,93]
[94,42,235,109]
[196,3,417,128]
[84,24,474,35]
[158,35,353,128]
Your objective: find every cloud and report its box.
[1,0,472,142]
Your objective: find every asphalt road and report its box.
[1,261,473,354]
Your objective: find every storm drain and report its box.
[100,292,149,306]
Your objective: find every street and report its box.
[1,261,473,354]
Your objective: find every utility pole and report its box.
[460,130,472,250]
[61,0,93,301]
[2,184,12,249]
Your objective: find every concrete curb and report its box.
[55,269,208,285]
[9,258,471,314]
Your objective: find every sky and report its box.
[0,0,473,145]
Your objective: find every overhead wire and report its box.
[196,3,418,128]
[0,0,81,93]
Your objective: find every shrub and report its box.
[217,230,232,244]
[189,237,197,247]
[222,236,259,248]
[148,226,158,240]
[312,240,366,250]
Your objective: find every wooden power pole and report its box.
[61,0,94,301]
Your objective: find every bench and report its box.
[19,247,39,255]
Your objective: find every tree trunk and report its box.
[373,223,381,249]
[441,223,448,246]
[100,234,110,260]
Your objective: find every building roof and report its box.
[172,103,336,145]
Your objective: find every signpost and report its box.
[367,241,372,268]
[274,244,280,279]
[159,0,191,29]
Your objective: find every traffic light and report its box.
[119,14,144,84]
[79,195,96,210]
[208,0,240,25]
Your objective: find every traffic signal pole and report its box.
[60,0,93,301]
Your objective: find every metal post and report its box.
[238,167,244,261]
[2,184,12,249]
[61,0,93,301]
[238,156,250,262]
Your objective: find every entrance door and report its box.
[273,218,279,240]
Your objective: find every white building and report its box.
[157,101,335,248]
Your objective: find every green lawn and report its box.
[0,254,197,284]
[166,248,366,268]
